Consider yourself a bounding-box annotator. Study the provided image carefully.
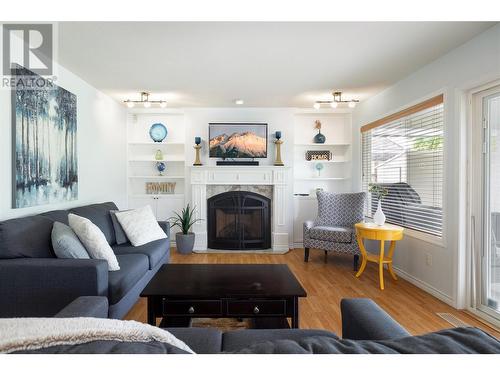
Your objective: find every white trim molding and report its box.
[189,166,291,252]
[393,265,455,307]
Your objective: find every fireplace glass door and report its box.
[208,191,271,250]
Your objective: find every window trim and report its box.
[360,94,444,133]
[360,95,445,240]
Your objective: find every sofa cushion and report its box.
[108,254,149,304]
[51,222,90,259]
[114,206,167,247]
[69,214,120,271]
[70,202,118,245]
[0,215,55,259]
[110,210,130,245]
[228,328,500,354]
[309,226,353,243]
[112,238,168,269]
[222,329,339,352]
[166,328,222,354]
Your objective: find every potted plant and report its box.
[368,183,389,226]
[169,204,201,254]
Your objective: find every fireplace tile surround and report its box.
[190,166,290,253]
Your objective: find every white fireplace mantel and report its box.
[190,166,291,253]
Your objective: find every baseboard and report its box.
[293,242,304,249]
[392,265,455,307]
[193,248,289,254]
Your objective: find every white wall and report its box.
[0,64,127,220]
[352,24,500,307]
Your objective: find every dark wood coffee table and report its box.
[141,264,307,329]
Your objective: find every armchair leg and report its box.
[304,248,310,262]
[353,254,359,271]
[324,250,328,263]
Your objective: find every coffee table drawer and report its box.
[226,300,286,316]
[162,300,222,316]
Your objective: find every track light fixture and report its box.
[124,92,167,108]
[314,91,359,109]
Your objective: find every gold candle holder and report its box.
[274,139,284,166]
[193,144,202,166]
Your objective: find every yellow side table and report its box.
[354,222,404,290]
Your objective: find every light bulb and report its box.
[143,101,151,108]
[313,102,321,110]
[348,101,356,108]
[160,101,167,108]
[330,101,338,109]
[126,101,134,108]
[235,99,244,105]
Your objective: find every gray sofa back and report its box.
[0,202,118,259]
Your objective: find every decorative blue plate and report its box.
[149,123,168,142]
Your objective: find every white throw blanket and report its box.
[0,317,194,354]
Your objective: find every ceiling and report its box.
[58,22,496,108]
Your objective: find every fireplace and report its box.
[207,191,271,250]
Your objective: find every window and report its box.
[361,94,444,237]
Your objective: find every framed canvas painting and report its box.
[11,65,78,208]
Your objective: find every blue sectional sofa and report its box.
[14,297,500,354]
[0,202,170,319]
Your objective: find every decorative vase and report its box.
[373,199,386,226]
[156,161,166,176]
[313,130,326,144]
[154,149,164,160]
[315,162,324,177]
[176,232,195,254]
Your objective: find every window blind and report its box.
[361,96,444,237]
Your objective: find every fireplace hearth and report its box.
[207,191,271,250]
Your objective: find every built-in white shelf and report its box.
[129,175,185,179]
[303,160,347,164]
[294,143,350,147]
[126,111,187,229]
[129,194,185,199]
[129,157,185,162]
[293,111,352,199]
[128,142,185,146]
[293,195,317,200]
[295,177,350,181]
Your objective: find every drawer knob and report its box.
[253,306,260,314]
[188,306,195,314]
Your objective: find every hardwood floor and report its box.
[125,248,500,338]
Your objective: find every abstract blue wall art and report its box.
[12,66,78,208]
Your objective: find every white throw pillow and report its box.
[114,206,167,247]
[68,213,120,271]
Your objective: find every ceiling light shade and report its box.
[330,101,338,109]
[313,102,321,110]
[124,92,167,108]
[348,101,356,108]
[235,99,244,105]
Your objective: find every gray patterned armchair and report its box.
[304,191,366,268]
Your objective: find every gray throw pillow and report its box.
[51,222,90,259]
[110,210,131,245]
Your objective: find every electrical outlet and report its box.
[426,253,432,266]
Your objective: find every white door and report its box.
[471,85,500,322]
